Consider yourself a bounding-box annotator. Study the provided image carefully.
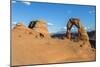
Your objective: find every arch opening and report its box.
[66,18,81,41]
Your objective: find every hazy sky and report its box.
[12,1,96,33]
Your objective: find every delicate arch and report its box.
[66,18,89,42]
[66,18,81,40]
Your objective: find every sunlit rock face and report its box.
[66,18,90,48]
[28,20,50,38]
[12,19,95,66]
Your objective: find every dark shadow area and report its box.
[88,30,96,48]
[39,33,44,38]
[28,20,38,29]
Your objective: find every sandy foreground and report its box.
[11,24,96,66]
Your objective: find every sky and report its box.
[12,0,96,33]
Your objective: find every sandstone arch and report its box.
[66,18,89,41]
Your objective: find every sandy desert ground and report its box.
[11,23,96,66]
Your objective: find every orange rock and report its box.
[28,20,50,38]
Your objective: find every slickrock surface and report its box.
[12,23,95,66]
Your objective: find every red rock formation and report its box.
[66,18,90,48]
[28,20,50,38]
